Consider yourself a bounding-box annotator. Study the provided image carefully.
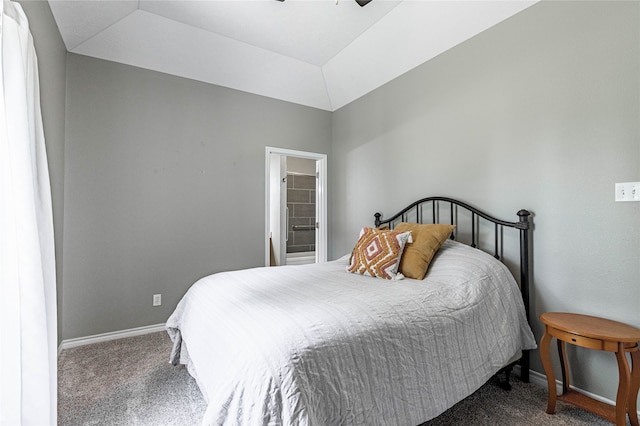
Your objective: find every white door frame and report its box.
[265,147,327,267]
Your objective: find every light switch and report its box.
[615,182,640,202]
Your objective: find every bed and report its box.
[166,196,537,426]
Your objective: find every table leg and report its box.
[615,343,632,426]
[629,350,640,426]
[558,339,570,394]
[540,330,556,414]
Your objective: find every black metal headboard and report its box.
[374,196,532,382]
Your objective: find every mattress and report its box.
[166,240,536,426]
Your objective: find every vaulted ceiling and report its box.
[48,0,537,111]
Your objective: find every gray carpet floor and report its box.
[58,332,616,425]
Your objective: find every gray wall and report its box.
[331,1,639,406]
[63,54,331,339]
[17,0,67,343]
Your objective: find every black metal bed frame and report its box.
[373,196,532,385]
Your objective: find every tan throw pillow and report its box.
[347,227,412,280]
[394,223,455,280]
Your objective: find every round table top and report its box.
[540,312,640,343]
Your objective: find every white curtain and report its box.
[0,1,57,425]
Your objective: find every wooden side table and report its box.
[540,312,640,426]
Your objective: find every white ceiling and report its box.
[48,0,537,111]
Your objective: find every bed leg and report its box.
[497,365,513,391]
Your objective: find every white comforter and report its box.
[166,240,536,426]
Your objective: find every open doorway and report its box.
[284,157,316,265]
[265,147,327,267]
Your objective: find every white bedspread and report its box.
[166,240,536,426]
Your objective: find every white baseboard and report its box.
[525,367,562,393]
[58,323,166,354]
[518,367,640,418]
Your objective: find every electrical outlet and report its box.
[153,294,161,306]
[615,182,640,202]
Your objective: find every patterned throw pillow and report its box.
[347,227,412,280]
